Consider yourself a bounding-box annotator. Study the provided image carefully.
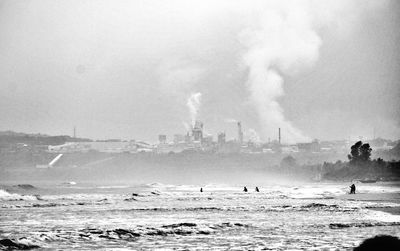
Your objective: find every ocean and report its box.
[1,182,400,250]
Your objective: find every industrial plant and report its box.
[43,120,356,156]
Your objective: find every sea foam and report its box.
[0,189,37,201]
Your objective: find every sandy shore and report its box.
[337,192,400,215]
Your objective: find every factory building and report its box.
[192,120,203,142]
[173,134,185,144]
[217,132,226,145]
[158,135,167,144]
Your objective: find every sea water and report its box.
[1,182,400,250]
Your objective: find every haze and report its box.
[0,0,399,143]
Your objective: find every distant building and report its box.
[173,134,185,144]
[185,132,191,143]
[158,135,167,144]
[218,140,240,153]
[281,145,299,154]
[48,141,142,153]
[203,134,213,146]
[262,148,274,153]
[48,142,84,153]
[297,139,321,152]
[156,143,184,154]
[192,120,203,142]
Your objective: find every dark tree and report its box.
[348,141,362,164]
[281,155,297,168]
[359,143,372,162]
[354,235,400,251]
[348,141,372,165]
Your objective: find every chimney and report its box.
[238,122,243,145]
[278,128,281,145]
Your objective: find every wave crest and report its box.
[0,189,38,201]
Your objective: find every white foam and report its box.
[364,208,400,222]
[0,189,37,201]
[62,181,77,185]
[96,185,130,189]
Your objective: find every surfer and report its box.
[255,187,260,192]
[200,188,203,193]
[350,184,356,194]
[243,186,248,192]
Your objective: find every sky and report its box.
[0,0,399,143]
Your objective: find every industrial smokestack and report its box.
[238,122,243,145]
[279,128,281,145]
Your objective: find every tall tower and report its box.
[73,126,76,138]
[192,120,203,142]
[237,122,243,145]
[278,128,281,145]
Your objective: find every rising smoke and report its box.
[240,1,321,144]
[238,0,389,144]
[187,92,202,127]
[246,128,261,143]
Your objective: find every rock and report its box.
[354,235,400,250]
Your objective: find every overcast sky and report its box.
[0,0,399,143]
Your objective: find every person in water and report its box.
[200,188,203,193]
[350,184,356,194]
[255,187,260,192]
[243,186,248,192]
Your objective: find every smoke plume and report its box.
[246,128,261,143]
[240,1,322,144]
[187,92,202,127]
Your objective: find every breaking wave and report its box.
[3,222,252,245]
[0,238,40,250]
[0,189,38,201]
[329,222,400,229]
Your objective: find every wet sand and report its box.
[338,192,400,215]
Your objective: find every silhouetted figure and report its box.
[255,187,260,192]
[354,235,400,251]
[200,188,203,193]
[350,184,356,194]
[243,186,248,192]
